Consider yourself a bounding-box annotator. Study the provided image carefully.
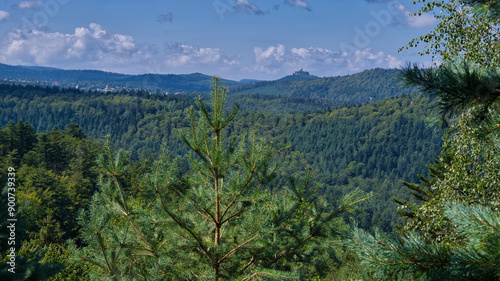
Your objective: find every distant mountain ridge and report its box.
[15,65,62,71]
[0,63,239,93]
[228,68,411,107]
[0,63,411,106]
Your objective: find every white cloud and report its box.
[1,23,139,66]
[252,44,402,76]
[284,0,312,11]
[347,49,385,72]
[0,10,11,22]
[254,44,286,64]
[386,55,403,69]
[14,0,43,10]
[235,0,263,15]
[0,24,239,75]
[164,43,237,67]
[291,47,338,63]
[395,3,436,28]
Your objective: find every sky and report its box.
[0,0,438,80]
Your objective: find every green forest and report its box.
[1,0,500,280]
[0,78,441,280]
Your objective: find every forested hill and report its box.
[0,82,442,231]
[0,63,240,93]
[228,68,411,107]
[0,63,412,109]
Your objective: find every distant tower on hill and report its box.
[293,68,310,76]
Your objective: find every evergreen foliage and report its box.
[0,81,443,232]
[0,69,445,279]
[1,0,499,278]
[395,0,500,244]
[0,123,101,280]
[346,202,500,281]
[393,155,446,229]
[70,77,373,280]
[401,61,500,127]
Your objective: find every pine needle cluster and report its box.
[70,77,372,280]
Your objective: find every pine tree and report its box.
[346,202,500,281]
[401,60,500,130]
[70,77,373,280]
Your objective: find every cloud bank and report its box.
[252,44,402,77]
[394,3,436,28]
[235,0,263,15]
[0,23,404,79]
[0,23,237,74]
[13,0,43,10]
[163,43,238,67]
[0,10,11,22]
[284,0,312,11]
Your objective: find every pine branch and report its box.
[219,234,260,264]
[401,61,500,125]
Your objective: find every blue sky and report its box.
[0,0,438,80]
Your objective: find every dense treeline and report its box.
[0,121,103,280]
[0,83,194,160]
[229,68,414,106]
[0,82,441,280]
[63,80,374,280]
[0,121,102,244]
[284,96,442,231]
[0,82,442,232]
[224,93,335,113]
[0,77,444,280]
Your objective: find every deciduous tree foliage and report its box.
[401,0,500,66]
[397,111,500,243]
